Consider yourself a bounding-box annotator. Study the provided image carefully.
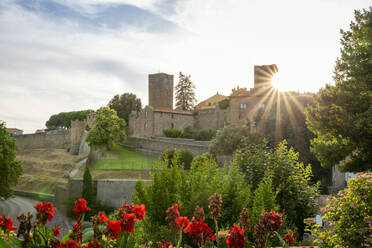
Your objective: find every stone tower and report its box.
[148,73,174,109]
[254,64,278,93]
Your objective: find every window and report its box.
[259,103,265,109]
[171,123,174,128]
[171,113,174,119]
[240,103,247,109]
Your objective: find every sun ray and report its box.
[274,91,282,144]
[281,91,300,141]
[254,88,277,136]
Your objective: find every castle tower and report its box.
[254,64,278,92]
[148,73,174,109]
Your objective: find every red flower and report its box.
[175,216,189,228]
[59,240,80,248]
[71,219,82,242]
[99,212,109,222]
[133,204,146,220]
[34,202,56,222]
[121,213,137,232]
[53,224,61,237]
[0,215,17,232]
[107,220,122,239]
[283,232,294,245]
[156,239,174,248]
[226,225,245,248]
[73,198,91,216]
[184,219,215,244]
[171,203,180,217]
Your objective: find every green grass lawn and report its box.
[90,144,157,170]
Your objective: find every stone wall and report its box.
[70,120,87,155]
[124,136,209,157]
[153,111,193,136]
[68,178,150,208]
[149,73,174,109]
[14,130,70,150]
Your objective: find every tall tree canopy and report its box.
[0,121,23,199]
[175,72,197,111]
[45,110,93,130]
[107,93,142,124]
[306,8,372,172]
[86,107,126,150]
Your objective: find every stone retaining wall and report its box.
[14,130,70,150]
[124,136,210,157]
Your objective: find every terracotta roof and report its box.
[153,107,192,115]
[195,93,228,110]
[7,128,23,132]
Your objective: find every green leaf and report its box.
[0,240,12,248]
[82,227,94,243]
[61,231,72,242]
[9,236,23,248]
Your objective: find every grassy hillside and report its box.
[90,144,157,170]
[15,148,86,194]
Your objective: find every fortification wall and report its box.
[14,130,70,150]
[124,136,209,156]
[153,112,193,136]
[68,178,150,208]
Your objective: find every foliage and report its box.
[311,173,372,247]
[163,128,182,138]
[193,128,217,141]
[174,149,194,170]
[209,123,251,156]
[306,7,372,172]
[253,93,331,190]
[181,126,196,139]
[86,107,126,150]
[82,166,94,205]
[175,72,197,111]
[45,109,93,130]
[108,93,142,124]
[232,139,319,237]
[0,121,23,199]
[250,173,278,227]
[161,149,194,170]
[218,98,230,110]
[133,153,252,241]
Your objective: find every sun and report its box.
[270,73,282,91]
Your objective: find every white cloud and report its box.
[0,0,371,133]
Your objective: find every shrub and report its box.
[133,153,252,240]
[218,98,229,110]
[174,149,194,170]
[182,126,196,139]
[209,123,251,156]
[311,172,372,247]
[233,138,319,237]
[162,148,176,166]
[163,128,182,138]
[193,129,217,141]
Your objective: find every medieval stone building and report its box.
[128,73,193,137]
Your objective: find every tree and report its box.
[45,110,93,130]
[107,93,142,124]
[86,107,126,150]
[306,8,372,172]
[82,166,94,205]
[0,121,23,199]
[209,123,251,156]
[175,72,197,111]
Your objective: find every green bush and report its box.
[162,128,182,138]
[193,128,217,141]
[133,153,252,240]
[232,138,319,237]
[311,173,372,247]
[218,98,230,110]
[182,126,197,139]
[174,149,194,170]
[161,148,176,166]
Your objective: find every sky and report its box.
[0,0,370,133]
